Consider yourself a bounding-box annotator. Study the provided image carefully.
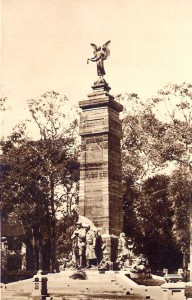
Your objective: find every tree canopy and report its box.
[1,91,80,272]
[119,82,192,274]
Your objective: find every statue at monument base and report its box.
[85,224,97,268]
[60,216,116,270]
[116,232,134,271]
[69,217,104,270]
[61,217,151,274]
[115,232,151,277]
[71,221,86,269]
[130,255,151,279]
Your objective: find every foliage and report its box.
[169,169,191,253]
[56,211,78,259]
[150,82,192,277]
[1,270,36,284]
[0,85,8,112]
[168,168,191,278]
[133,175,182,270]
[129,277,165,286]
[117,93,168,185]
[119,83,192,272]
[118,83,192,182]
[123,174,141,242]
[1,91,79,272]
[151,82,192,169]
[69,270,87,280]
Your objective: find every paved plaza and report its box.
[1,270,166,300]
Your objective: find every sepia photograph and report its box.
[1,1,192,299]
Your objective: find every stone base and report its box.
[161,282,186,300]
[101,234,119,264]
[130,271,151,279]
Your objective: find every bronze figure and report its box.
[87,40,111,77]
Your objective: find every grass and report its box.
[130,277,165,286]
[131,277,192,298]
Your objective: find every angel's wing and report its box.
[102,40,111,49]
[102,40,111,58]
[90,43,98,55]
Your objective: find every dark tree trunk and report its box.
[50,175,56,272]
[183,251,189,281]
[25,238,35,271]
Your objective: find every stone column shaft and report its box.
[79,81,123,261]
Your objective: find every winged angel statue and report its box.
[87,40,111,77]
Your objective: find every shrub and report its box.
[1,269,36,283]
[69,270,87,280]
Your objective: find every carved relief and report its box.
[86,143,103,163]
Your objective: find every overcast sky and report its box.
[1,0,192,136]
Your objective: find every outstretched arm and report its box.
[88,54,102,63]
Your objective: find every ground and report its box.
[0,270,188,300]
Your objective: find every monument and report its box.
[78,41,123,263]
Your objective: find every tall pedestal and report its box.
[78,79,123,262]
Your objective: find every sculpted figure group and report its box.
[71,221,100,269]
[71,225,150,273]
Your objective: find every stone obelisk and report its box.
[78,42,123,262]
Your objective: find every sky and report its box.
[1,0,192,137]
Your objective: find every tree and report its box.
[133,175,181,271]
[150,82,192,169]
[1,129,48,270]
[116,93,169,186]
[118,93,176,264]
[56,211,78,261]
[118,85,191,273]
[0,85,11,131]
[27,91,79,271]
[0,85,8,112]
[150,82,192,278]
[1,91,80,272]
[169,169,191,279]
[122,174,140,240]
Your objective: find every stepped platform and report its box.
[1,270,164,300]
